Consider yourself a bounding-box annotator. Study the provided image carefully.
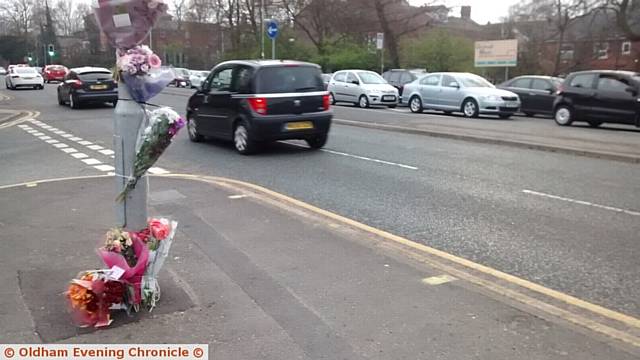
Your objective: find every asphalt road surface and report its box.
[2,81,639,319]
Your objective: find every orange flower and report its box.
[67,283,96,313]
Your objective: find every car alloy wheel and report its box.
[462,99,479,118]
[69,93,79,109]
[554,106,573,126]
[359,95,369,108]
[233,122,256,155]
[187,115,203,142]
[409,96,422,113]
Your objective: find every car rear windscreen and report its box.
[15,68,37,74]
[78,72,112,81]
[256,66,324,93]
[48,66,65,71]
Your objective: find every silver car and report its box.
[402,72,521,118]
[189,70,210,89]
[328,70,399,108]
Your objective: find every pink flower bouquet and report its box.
[93,0,168,49]
[117,45,174,102]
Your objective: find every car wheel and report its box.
[233,121,257,155]
[39,85,44,90]
[329,92,336,105]
[306,133,328,149]
[57,91,65,105]
[187,114,204,142]
[499,114,512,119]
[524,112,535,117]
[387,104,397,109]
[69,93,80,109]
[409,96,423,113]
[588,120,602,128]
[358,95,369,108]
[554,105,573,126]
[462,98,479,118]
[111,100,118,107]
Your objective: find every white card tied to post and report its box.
[113,4,132,27]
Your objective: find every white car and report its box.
[5,67,44,90]
[327,70,399,108]
[189,70,209,88]
[0,66,6,75]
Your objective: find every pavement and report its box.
[1,174,639,359]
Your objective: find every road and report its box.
[2,81,639,321]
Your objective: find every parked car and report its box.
[43,64,68,83]
[189,70,209,88]
[553,70,640,128]
[186,60,332,155]
[321,73,332,90]
[499,75,563,116]
[0,66,6,75]
[5,67,44,90]
[171,67,191,87]
[57,67,117,109]
[328,70,399,108]
[402,72,520,119]
[382,68,428,101]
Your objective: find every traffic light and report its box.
[47,44,55,57]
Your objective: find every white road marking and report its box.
[71,153,89,159]
[78,140,93,146]
[69,137,83,141]
[48,128,59,131]
[33,132,44,136]
[148,167,170,175]
[40,125,52,129]
[87,144,104,150]
[26,130,37,134]
[61,147,78,153]
[38,136,51,140]
[228,194,248,199]
[94,164,115,172]
[81,158,102,165]
[45,139,59,144]
[53,143,68,148]
[282,141,418,170]
[523,189,640,217]
[17,124,29,129]
[99,149,115,155]
[61,134,73,138]
[53,130,66,135]
[422,274,457,285]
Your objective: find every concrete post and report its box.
[113,83,148,230]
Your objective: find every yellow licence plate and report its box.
[285,121,314,130]
[90,84,108,90]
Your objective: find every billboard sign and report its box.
[474,39,518,67]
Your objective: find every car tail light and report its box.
[71,80,83,89]
[248,97,268,115]
[322,94,330,110]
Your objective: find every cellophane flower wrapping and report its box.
[97,233,149,311]
[137,218,178,311]
[92,0,168,49]
[66,270,126,328]
[115,107,185,202]
[122,67,174,103]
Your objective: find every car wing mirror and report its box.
[449,82,460,88]
[546,88,554,94]
[351,80,359,85]
[625,86,638,96]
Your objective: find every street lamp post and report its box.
[113,84,148,230]
[260,0,265,59]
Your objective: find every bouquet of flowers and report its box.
[93,0,168,49]
[66,270,126,328]
[132,218,178,310]
[117,45,174,103]
[115,107,185,202]
[97,228,149,309]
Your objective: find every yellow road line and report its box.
[0,110,40,130]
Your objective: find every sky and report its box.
[410,0,521,25]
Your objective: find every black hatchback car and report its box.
[382,69,428,101]
[57,67,117,109]
[499,75,563,117]
[553,70,640,128]
[186,60,332,154]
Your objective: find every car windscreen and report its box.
[256,66,324,93]
[78,72,112,81]
[15,68,37,74]
[357,72,386,84]
[459,75,494,88]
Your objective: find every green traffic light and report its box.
[48,51,55,56]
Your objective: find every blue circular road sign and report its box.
[266,20,279,39]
